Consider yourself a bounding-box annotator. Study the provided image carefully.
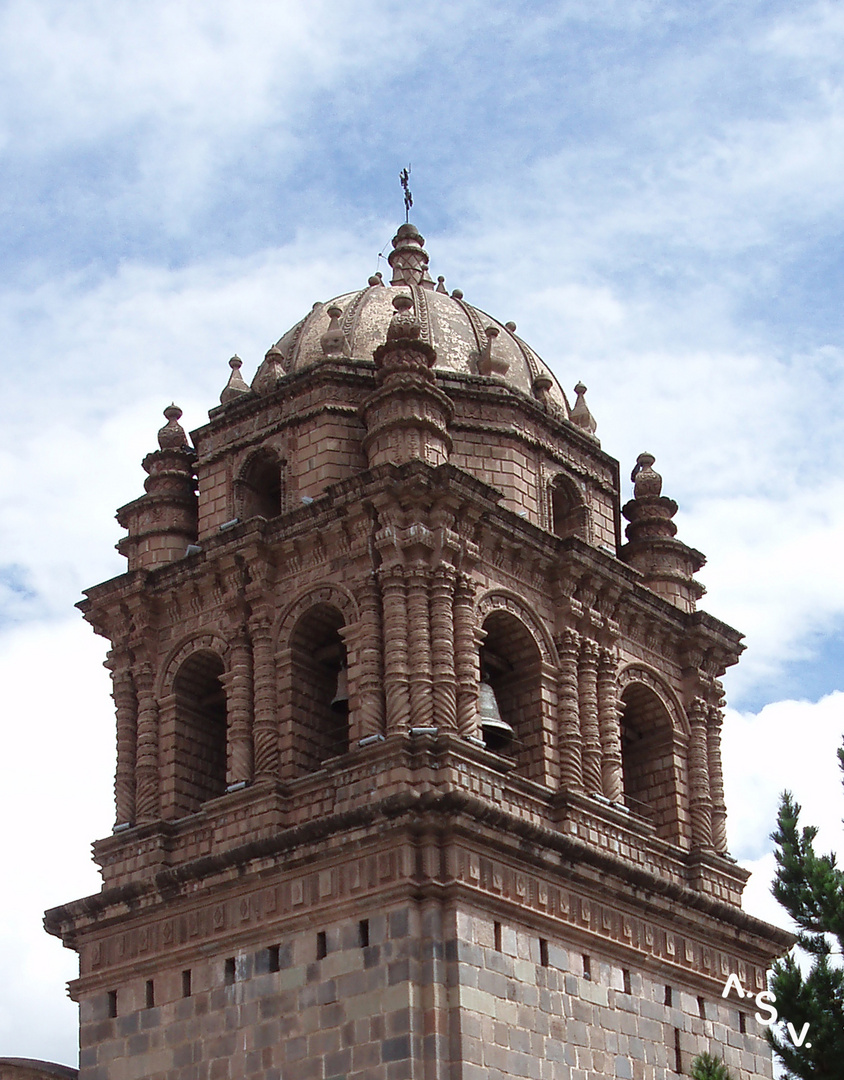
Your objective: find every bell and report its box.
[479,680,515,752]
[330,665,349,712]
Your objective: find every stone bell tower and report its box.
[47,223,790,1079]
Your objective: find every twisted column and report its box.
[598,649,624,803]
[380,566,412,732]
[111,663,137,826]
[223,630,253,787]
[689,698,713,851]
[453,575,480,738]
[355,574,386,739]
[707,705,728,853]
[134,662,160,823]
[430,566,457,731]
[578,639,603,796]
[250,616,278,781]
[406,566,434,726]
[556,630,583,792]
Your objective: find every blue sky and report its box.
[1,0,843,1067]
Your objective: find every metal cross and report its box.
[400,165,413,223]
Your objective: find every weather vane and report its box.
[400,165,413,223]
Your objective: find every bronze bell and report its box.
[479,679,514,752]
[330,665,349,712]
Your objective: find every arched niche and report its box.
[549,473,589,540]
[289,603,348,774]
[619,681,687,847]
[237,447,285,521]
[171,649,227,816]
[480,610,544,780]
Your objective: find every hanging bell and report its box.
[479,679,515,752]
[330,665,349,712]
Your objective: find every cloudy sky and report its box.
[1,0,843,1067]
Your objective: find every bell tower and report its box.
[47,223,789,1079]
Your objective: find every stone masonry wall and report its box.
[453,905,773,1080]
[77,896,774,1080]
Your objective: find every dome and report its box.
[252,224,572,418]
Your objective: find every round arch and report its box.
[274,583,359,652]
[158,631,231,697]
[617,663,690,738]
[476,589,558,668]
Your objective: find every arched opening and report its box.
[172,650,227,816]
[290,604,348,774]
[620,683,684,844]
[238,448,284,520]
[550,475,588,539]
[480,611,543,778]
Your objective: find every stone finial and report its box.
[452,288,464,300]
[157,404,188,449]
[478,325,509,377]
[388,222,435,288]
[532,373,553,403]
[251,342,286,395]
[220,355,250,404]
[368,272,385,287]
[386,293,422,342]
[505,321,517,333]
[320,305,351,357]
[436,275,448,294]
[621,452,705,613]
[570,382,597,434]
[631,452,662,498]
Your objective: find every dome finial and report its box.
[570,382,597,435]
[158,404,188,449]
[388,222,435,289]
[220,355,250,404]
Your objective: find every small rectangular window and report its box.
[539,938,549,968]
[674,1027,682,1073]
[224,957,236,985]
[182,970,192,998]
[697,995,706,1020]
[268,945,280,973]
[145,980,155,1009]
[622,968,631,995]
[107,990,117,1019]
[582,953,592,981]
[493,921,502,952]
[316,931,327,960]
[739,1011,746,1034]
[358,920,370,948]
[664,984,673,1007]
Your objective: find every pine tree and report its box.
[767,742,844,1079]
[689,1050,733,1079]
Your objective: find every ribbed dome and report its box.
[251,224,572,418]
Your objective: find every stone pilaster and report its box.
[597,649,624,804]
[110,661,137,827]
[134,662,159,823]
[578,639,603,797]
[380,566,412,733]
[453,575,480,739]
[708,705,728,854]
[250,616,278,782]
[354,574,386,740]
[689,698,713,851]
[430,566,457,731]
[556,630,583,792]
[223,630,253,788]
[406,567,434,727]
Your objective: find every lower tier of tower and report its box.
[72,894,774,1080]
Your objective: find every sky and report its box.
[0,0,843,1068]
